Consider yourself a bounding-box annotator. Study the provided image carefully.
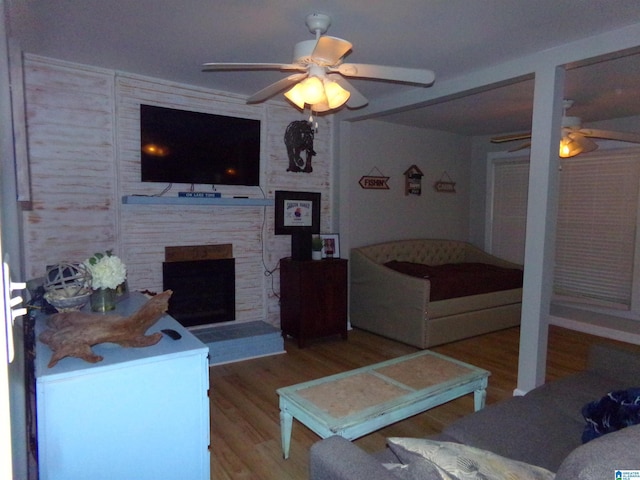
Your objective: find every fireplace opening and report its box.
[162,258,235,327]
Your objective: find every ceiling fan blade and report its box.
[569,132,598,153]
[491,132,532,143]
[578,128,640,144]
[311,36,353,65]
[246,73,308,104]
[327,75,368,108]
[581,139,598,154]
[202,62,305,72]
[508,141,532,152]
[331,63,435,85]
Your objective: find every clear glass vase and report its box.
[90,287,117,312]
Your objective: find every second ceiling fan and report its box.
[202,13,435,112]
[491,100,640,158]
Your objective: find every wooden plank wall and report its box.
[21,54,334,326]
[21,57,117,275]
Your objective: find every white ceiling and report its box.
[6,0,640,136]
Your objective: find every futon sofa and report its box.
[350,239,523,348]
[310,342,640,480]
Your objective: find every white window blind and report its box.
[489,148,640,309]
[554,150,640,307]
[490,159,529,264]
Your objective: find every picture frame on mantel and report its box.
[320,234,340,259]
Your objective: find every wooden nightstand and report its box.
[279,258,348,347]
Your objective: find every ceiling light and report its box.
[284,75,351,112]
[310,101,330,113]
[559,137,582,158]
[300,76,326,105]
[284,83,307,109]
[323,79,350,109]
[284,76,326,108]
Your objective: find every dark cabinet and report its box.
[279,258,348,347]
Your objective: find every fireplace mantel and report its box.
[122,195,273,206]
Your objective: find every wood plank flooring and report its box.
[208,325,639,480]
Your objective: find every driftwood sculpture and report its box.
[39,290,173,368]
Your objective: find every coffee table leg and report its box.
[280,408,293,459]
[474,387,487,411]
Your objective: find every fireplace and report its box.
[162,258,235,327]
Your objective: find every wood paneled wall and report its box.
[22,58,117,274]
[21,54,334,326]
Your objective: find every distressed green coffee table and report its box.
[276,349,490,459]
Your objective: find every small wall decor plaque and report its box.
[404,164,424,196]
[359,167,390,190]
[434,171,456,193]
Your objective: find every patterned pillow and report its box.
[383,460,456,480]
[387,438,555,480]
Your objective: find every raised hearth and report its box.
[193,321,285,365]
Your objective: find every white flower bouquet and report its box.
[84,250,127,290]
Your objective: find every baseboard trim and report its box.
[549,314,640,345]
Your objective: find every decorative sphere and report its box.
[44,262,92,298]
[43,263,93,312]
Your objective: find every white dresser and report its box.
[34,293,210,480]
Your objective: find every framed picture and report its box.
[320,234,340,259]
[274,190,321,235]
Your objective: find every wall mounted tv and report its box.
[140,104,261,186]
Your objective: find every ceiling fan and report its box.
[202,13,435,112]
[491,100,640,158]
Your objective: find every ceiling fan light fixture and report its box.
[559,136,582,158]
[310,101,331,113]
[284,83,307,109]
[323,79,350,109]
[284,76,328,108]
[300,76,326,105]
[492,99,640,158]
[204,13,437,112]
[285,75,351,110]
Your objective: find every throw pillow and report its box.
[383,460,456,480]
[387,437,555,480]
[581,387,640,443]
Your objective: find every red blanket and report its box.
[384,261,523,301]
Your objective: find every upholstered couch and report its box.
[350,239,523,348]
[310,343,640,480]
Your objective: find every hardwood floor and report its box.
[208,325,639,479]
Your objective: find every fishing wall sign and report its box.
[359,167,390,190]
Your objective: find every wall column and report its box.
[515,65,564,394]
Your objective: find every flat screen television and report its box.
[140,104,261,186]
[274,190,321,261]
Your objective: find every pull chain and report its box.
[307,109,319,133]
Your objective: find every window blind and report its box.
[554,150,640,306]
[490,159,529,264]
